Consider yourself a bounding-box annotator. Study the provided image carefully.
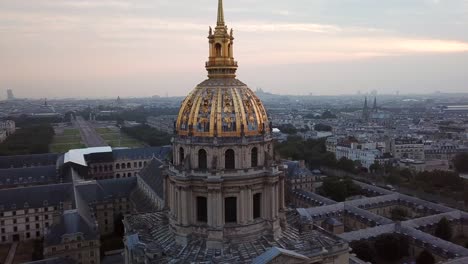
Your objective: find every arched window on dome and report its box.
[215,43,222,57]
[251,147,258,168]
[225,149,235,170]
[198,149,207,170]
[179,147,185,165]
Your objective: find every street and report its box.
[74,116,108,147]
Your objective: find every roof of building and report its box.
[124,211,347,263]
[0,153,59,169]
[25,257,76,264]
[252,247,310,264]
[63,147,112,167]
[45,209,99,246]
[112,146,171,160]
[283,160,314,178]
[0,183,75,211]
[0,165,62,187]
[138,158,164,198]
[175,79,271,138]
[74,177,137,203]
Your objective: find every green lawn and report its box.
[50,128,84,153]
[95,127,144,148]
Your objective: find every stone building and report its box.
[44,210,100,264]
[390,137,425,161]
[122,1,351,263]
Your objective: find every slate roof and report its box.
[74,177,137,203]
[112,146,171,160]
[0,166,62,186]
[25,257,76,264]
[45,209,99,246]
[283,160,314,178]
[252,247,310,264]
[0,153,59,169]
[124,211,348,263]
[0,183,75,211]
[138,158,164,198]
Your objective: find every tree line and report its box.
[0,124,55,156]
[121,125,172,147]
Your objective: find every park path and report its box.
[5,242,18,264]
[74,116,108,147]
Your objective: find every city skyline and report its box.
[1,0,468,99]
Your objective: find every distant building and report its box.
[146,115,176,134]
[0,120,15,136]
[362,97,370,121]
[391,137,425,161]
[6,89,14,100]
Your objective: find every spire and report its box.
[373,97,377,111]
[217,0,225,27]
[206,0,237,79]
[364,97,368,109]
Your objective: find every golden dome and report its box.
[176,79,269,138]
[175,0,269,138]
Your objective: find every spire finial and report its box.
[217,0,225,26]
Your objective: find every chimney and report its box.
[299,160,305,168]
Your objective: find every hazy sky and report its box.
[1,0,468,99]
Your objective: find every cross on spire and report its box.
[217,0,225,26]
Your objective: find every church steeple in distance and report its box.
[373,97,378,112]
[206,0,238,79]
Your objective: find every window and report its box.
[215,43,222,57]
[179,147,185,164]
[36,223,40,229]
[36,231,40,237]
[139,161,142,167]
[26,224,30,230]
[198,149,207,170]
[225,149,235,169]
[196,197,208,223]
[224,197,237,223]
[127,162,131,168]
[13,219,16,224]
[116,164,120,169]
[26,232,30,238]
[14,226,17,232]
[251,147,258,167]
[253,193,262,219]
[122,163,126,169]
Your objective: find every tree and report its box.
[374,234,408,262]
[400,168,413,181]
[416,250,435,264]
[390,207,408,221]
[454,153,468,173]
[337,157,356,173]
[369,161,382,174]
[277,124,297,135]
[434,217,452,241]
[319,177,362,202]
[351,240,376,263]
